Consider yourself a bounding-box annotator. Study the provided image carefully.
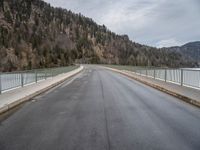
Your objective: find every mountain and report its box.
[167,41,200,64]
[0,0,197,71]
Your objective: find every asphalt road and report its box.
[0,65,200,150]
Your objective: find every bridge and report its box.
[0,65,200,150]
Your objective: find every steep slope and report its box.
[0,0,197,71]
[167,41,200,64]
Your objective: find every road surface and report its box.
[0,65,200,150]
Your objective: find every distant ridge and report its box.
[166,41,200,64]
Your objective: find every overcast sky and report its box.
[44,0,200,48]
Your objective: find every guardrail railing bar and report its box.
[0,66,78,94]
[132,67,200,89]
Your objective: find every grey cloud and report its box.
[44,0,200,47]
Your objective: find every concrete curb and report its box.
[104,66,200,108]
[0,66,84,114]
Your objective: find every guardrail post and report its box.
[146,69,148,76]
[165,69,167,82]
[199,71,200,88]
[35,70,37,83]
[21,73,24,87]
[0,73,2,94]
[45,70,47,80]
[154,69,156,79]
[180,69,183,86]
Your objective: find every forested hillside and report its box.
[0,0,197,71]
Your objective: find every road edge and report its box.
[0,66,84,114]
[103,66,200,108]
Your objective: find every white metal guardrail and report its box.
[134,68,200,89]
[0,66,78,94]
